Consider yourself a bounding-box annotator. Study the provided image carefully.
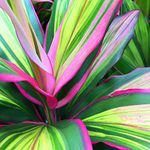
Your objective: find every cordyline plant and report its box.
[0,0,150,149]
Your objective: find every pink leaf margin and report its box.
[73,119,93,150]
[105,142,130,150]
[33,0,53,3]
[0,59,57,108]
[54,0,123,95]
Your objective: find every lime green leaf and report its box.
[45,0,70,52]
[76,94,150,150]
[48,0,122,93]
[7,0,44,45]
[22,0,44,44]
[65,10,139,115]
[0,8,33,77]
[0,3,55,93]
[0,120,92,150]
[0,1,53,76]
[78,10,139,97]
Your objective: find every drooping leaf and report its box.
[75,94,150,150]
[0,59,25,82]
[68,68,150,117]
[0,58,57,108]
[0,120,92,150]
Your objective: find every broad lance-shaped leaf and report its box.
[22,0,44,44]
[80,10,140,97]
[2,0,55,91]
[44,0,71,52]
[56,49,98,108]
[7,0,44,45]
[0,2,55,93]
[0,82,39,122]
[115,0,150,73]
[69,67,150,117]
[0,1,52,74]
[0,120,92,150]
[0,59,25,82]
[48,0,122,94]
[65,10,140,113]
[74,94,150,150]
[0,8,33,77]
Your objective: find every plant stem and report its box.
[43,101,53,125]
[50,109,57,123]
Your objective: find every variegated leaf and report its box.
[115,0,150,73]
[48,0,122,94]
[44,0,71,52]
[69,68,150,117]
[65,10,139,114]
[0,8,33,76]
[75,94,150,150]
[0,120,92,150]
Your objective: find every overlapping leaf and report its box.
[7,0,44,44]
[65,10,139,113]
[0,1,53,83]
[0,8,33,76]
[68,68,150,117]
[48,0,122,94]
[0,120,92,150]
[0,58,57,108]
[115,0,150,73]
[0,82,39,122]
[75,94,150,150]
[44,0,70,51]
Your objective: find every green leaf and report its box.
[0,1,53,77]
[22,0,44,44]
[45,0,70,52]
[0,120,92,150]
[48,0,122,84]
[0,8,33,76]
[136,0,150,17]
[0,82,39,122]
[67,68,150,117]
[7,0,44,45]
[65,10,139,115]
[115,0,150,73]
[77,94,150,150]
